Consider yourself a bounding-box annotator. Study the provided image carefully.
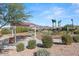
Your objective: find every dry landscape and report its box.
[0,3,79,56]
[0,43,79,56]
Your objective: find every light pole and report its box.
[71,19,73,29]
[71,19,74,34]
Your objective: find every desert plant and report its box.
[62,34,73,45]
[1,28,11,34]
[42,35,53,48]
[16,43,24,52]
[74,30,79,34]
[16,26,32,33]
[28,40,36,49]
[35,49,50,56]
[73,35,79,43]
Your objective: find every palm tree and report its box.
[55,20,56,28]
[58,20,61,28]
[58,20,62,31]
[51,19,56,29]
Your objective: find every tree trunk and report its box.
[34,27,36,39]
[55,22,56,29]
[52,22,54,29]
[58,23,59,28]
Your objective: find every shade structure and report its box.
[14,22,36,27]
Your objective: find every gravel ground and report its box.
[0,33,79,56]
[47,43,79,56]
[0,43,79,56]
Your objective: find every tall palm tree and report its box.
[52,19,56,29]
[58,20,61,28]
[58,20,62,31]
[55,20,56,28]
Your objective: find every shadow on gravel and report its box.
[37,43,44,48]
[33,52,37,56]
[53,42,65,45]
[37,43,65,48]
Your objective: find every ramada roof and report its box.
[15,22,36,27]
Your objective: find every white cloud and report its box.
[50,7,65,16]
[72,3,79,8]
[71,3,79,14]
[75,9,79,14]
[39,7,66,19]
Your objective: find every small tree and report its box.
[0,4,31,43]
[51,19,56,29]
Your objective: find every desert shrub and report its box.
[16,26,32,33]
[74,30,79,34]
[16,43,24,52]
[35,49,50,56]
[1,27,32,34]
[51,31,60,35]
[62,34,73,45]
[42,35,53,48]
[28,40,36,49]
[1,28,11,34]
[42,30,53,35]
[73,35,79,43]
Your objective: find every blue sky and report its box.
[24,3,79,27]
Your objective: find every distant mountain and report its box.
[35,25,52,30]
[2,22,52,30]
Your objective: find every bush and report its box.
[1,28,11,34]
[42,35,53,48]
[16,26,32,33]
[28,40,36,49]
[73,35,79,43]
[1,27,32,34]
[35,49,50,56]
[74,30,79,34]
[62,34,73,45]
[16,43,24,52]
[42,30,53,35]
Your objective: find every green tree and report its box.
[51,19,56,29]
[0,3,31,43]
[58,20,62,31]
[58,20,61,28]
